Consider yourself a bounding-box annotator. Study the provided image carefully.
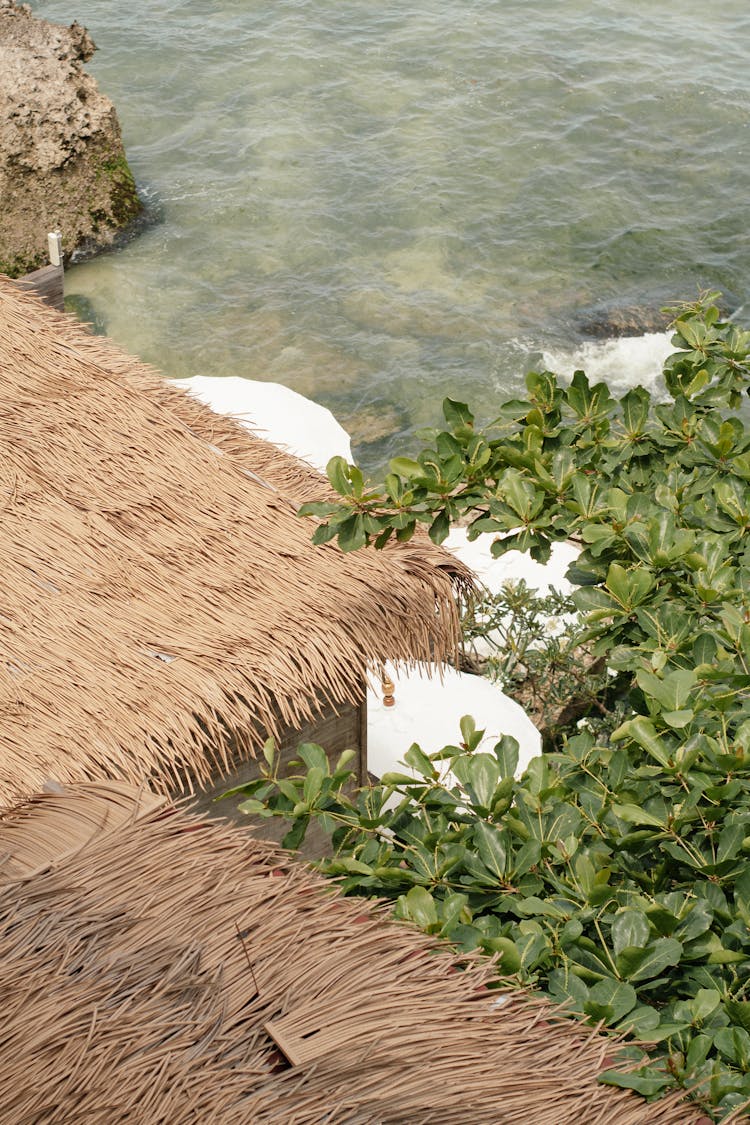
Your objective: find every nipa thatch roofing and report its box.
[0,278,471,805]
[0,781,708,1124]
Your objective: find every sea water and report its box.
[31,0,750,469]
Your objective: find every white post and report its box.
[47,231,63,268]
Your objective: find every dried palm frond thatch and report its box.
[0,782,710,1124]
[0,279,472,806]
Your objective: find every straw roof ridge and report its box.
[0,279,472,805]
[0,781,711,1124]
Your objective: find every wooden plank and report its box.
[264,1017,330,1068]
[358,694,368,786]
[15,264,64,312]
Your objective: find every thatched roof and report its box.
[0,782,706,1124]
[0,278,471,805]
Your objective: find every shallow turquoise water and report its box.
[32,0,750,466]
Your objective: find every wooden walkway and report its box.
[13,232,64,312]
[14,263,64,312]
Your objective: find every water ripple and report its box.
[31,0,750,467]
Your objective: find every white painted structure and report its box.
[366,662,542,786]
[172,375,351,473]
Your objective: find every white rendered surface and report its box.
[172,375,352,473]
[445,528,579,597]
[366,662,542,785]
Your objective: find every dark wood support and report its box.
[14,233,64,312]
[15,263,65,312]
[182,689,368,859]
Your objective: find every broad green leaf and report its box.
[516,927,550,971]
[714,1027,750,1068]
[462,753,502,811]
[726,1000,750,1034]
[389,456,424,479]
[459,714,483,751]
[572,586,619,617]
[621,386,651,436]
[337,513,367,552]
[403,743,435,779]
[610,717,671,767]
[436,891,469,930]
[616,937,683,982]
[311,521,340,546]
[442,397,474,427]
[237,798,272,817]
[510,838,542,877]
[611,803,666,828]
[673,901,713,943]
[607,567,652,612]
[574,852,596,898]
[612,909,651,956]
[708,947,746,965]
[379,771,419,787]
[685,1033,713,1070]
[547,968,590,1011]
[326,455,353,495]
[276,779,301,804]
[334,748,357,772]
[428,509,450,544]
[617,1005,661,1035]
[473,821,508,880]
[399,886,439,929]
[303,766,325,805]
[585,979,638,1023]
[500,469,540,519]
[261,737,276,767]
[717,821,746,864]
[297,500,341,518]
[281,815,310,851]
[298,742,329,773]
[483,936,522,974]
[515,896,569,920]
[691,989,722,1022]
[662,709,693,728]
[495,735,519,779]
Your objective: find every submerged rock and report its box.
[0,0,142,276]
[332,399,409,463]
[576,300,672,338]
[575,291,738,339]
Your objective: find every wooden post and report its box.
[381,667,395,708]
[48,231,63,267]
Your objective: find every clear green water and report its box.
[32,0,750,467]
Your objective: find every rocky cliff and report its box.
[0,0,141,276]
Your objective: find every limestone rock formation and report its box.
[0,0,141,276]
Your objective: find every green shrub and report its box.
[235,716,750,1117]
[231,293,750,1118]
[460,580,616,747]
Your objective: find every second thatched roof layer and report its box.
[0,782,710,1124]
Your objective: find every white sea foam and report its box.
[543,332,674,395]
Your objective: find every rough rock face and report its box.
[0,0,141,276]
